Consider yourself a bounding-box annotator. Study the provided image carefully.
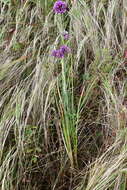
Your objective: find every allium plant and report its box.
[52,1,77,169]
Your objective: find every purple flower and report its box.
[62,31,69,40]
[59,45,71,54]
[51,45,71,58]
[53,0,69,14]
[51,49,64,58]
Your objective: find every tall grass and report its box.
[0,0,127,189]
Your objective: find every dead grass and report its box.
[0,0,127,189]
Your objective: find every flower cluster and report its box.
[53,0,69,14]
[51,45,71,58]
[52,1,70,59]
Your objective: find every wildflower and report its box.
[51,49,64,58]
[62,31,69,40]
[59,45,71,54]
[53,0,69,14]
[51,45,71,58]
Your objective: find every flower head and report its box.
[51,49,64,58]
[59,45,71,54]
[62,31,69,40]
[51,45,71,58]
[53,0,69,14]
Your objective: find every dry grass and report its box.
[0,0,127,189]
